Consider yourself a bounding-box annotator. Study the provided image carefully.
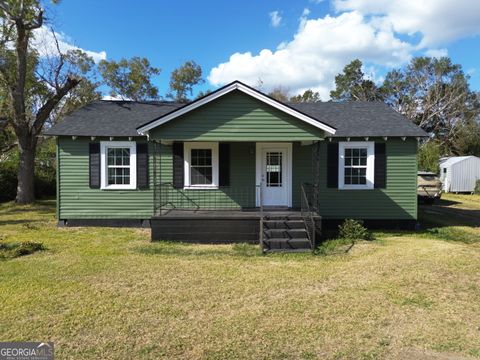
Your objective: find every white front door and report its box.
[256,143,292,207]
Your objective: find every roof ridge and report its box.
[98,99,182,105]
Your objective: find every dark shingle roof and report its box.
[288,101,426,137]
[45,98,427,138]
[45,100,182,137]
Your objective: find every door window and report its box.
[266,152,282,187]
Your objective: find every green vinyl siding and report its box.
[159,142,313,210]
[317,138,418,220]
[57,136,417,220]
[58,137,154,219]
[292,142,313,207]
[158,142,256,209]
[149,91,325,141]
[58,138,257,219]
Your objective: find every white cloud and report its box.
[269,11,282,28]
[333,0,480,47]
[33,26,107,63]
[299,8,311,29]
[209,11,412,98]
[209,0,480,98]
[424,48,448,58]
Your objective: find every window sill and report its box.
[183,185,219,190]
[338,186,374,190]
[101,186,137,190]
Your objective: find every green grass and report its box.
[439,193,480,210]
[1,198,480,359]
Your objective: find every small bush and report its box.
[338,219,373,241]
[475,180,480,195]
[0,138,56,202]
[0,161,18,202]
[315,220,373,256]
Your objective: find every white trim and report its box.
[338,141,375,190]
[255,142,292,207]
[137,81,336,135]
[184,142,219,189]
[100,141,137,190]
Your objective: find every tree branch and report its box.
[1,141,18,154]
[32,75,81,135]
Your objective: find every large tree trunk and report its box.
[2,1,81,204]
[15,132,37,204]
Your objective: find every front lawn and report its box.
[0,197,479,359]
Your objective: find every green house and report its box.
[46,81,426,251]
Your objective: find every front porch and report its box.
[151,206,321,252]
[149,139,323,251]
[151,156,321,251]
[141,85,332,251]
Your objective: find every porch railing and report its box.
[300,183,321,251]
[154,182,261,214]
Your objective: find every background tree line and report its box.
[267,58,480,173]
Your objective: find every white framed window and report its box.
[339,141,375,190]
[100,141,137,190]
[184,142,219,189]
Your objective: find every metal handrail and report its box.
[154,182,261,215]
[259,182,264,252]
[300,183,318,251]
[155,182,200,214]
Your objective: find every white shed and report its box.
[439,156,480,193]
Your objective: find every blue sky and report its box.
[45,0,480,99]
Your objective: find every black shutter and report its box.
[219,143,230,186]
[89,143,100,189]
[327,142,339,188]
[172,142,184,189]
[137,143,149,190]
[374,142,387,188]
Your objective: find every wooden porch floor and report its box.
[152,208,302,219]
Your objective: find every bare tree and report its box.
[381,57,480,154]
[268,86,290,102]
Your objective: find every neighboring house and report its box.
[46,81,426,251]
[439,156,480,193]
